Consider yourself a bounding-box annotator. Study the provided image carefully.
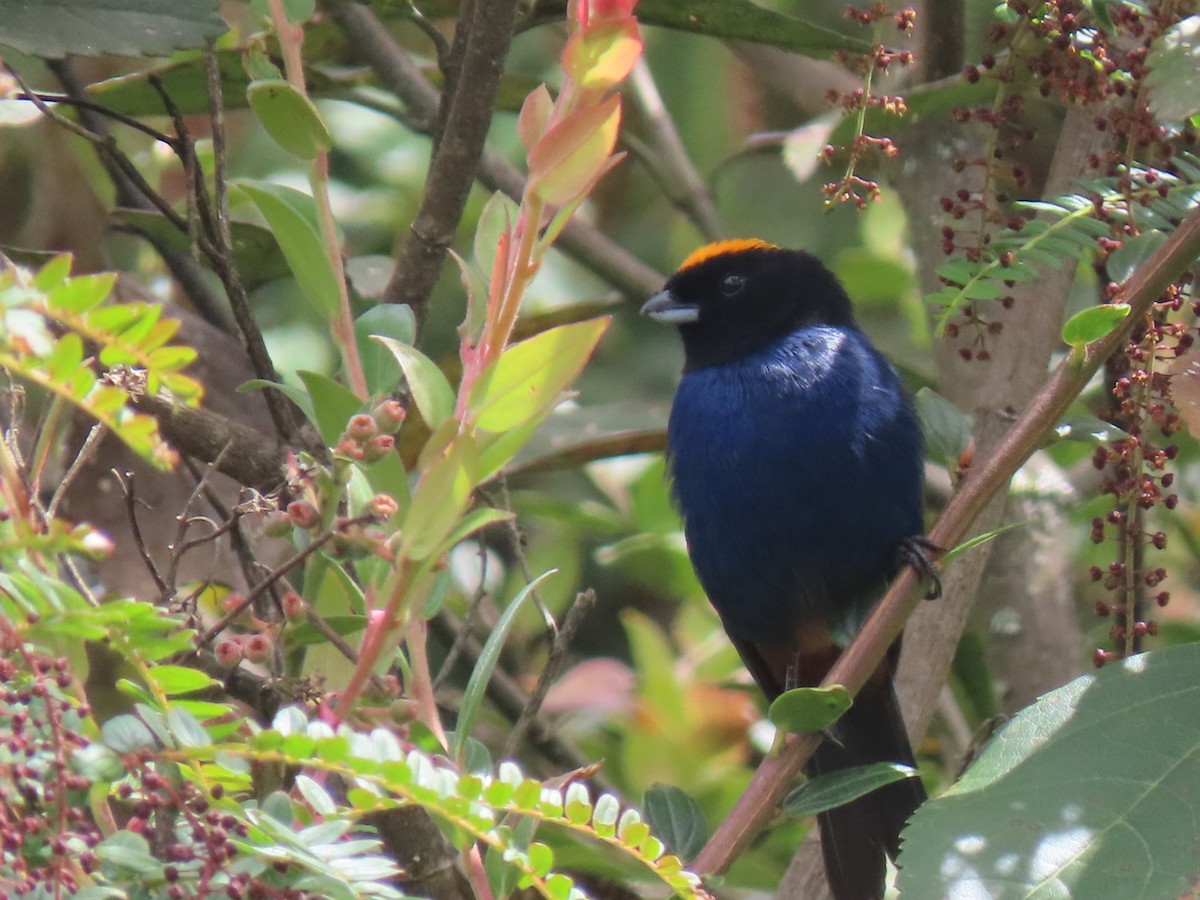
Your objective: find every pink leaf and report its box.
[527,95,622,206]
[563,20,642,93]
[517,83,555,153]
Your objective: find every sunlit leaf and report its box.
[467,317,611,431]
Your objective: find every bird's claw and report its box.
[899,536,944,600]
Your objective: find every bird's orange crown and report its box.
[677,238,780,273]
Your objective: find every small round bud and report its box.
[373,400,407,433]
[215,639,243,667]
[243,634,272,664]
[346,413,378,441]
[364,434,396,463]
[281,591,305,620]
[366,494,398,520]
[287,501,320,529]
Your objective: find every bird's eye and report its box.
[720,274,746,297]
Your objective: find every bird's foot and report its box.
[899,536,944,600]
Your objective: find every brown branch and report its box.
[692,204,1200,877]
[200,45,307,442]
[378,0,521,332]
[628,59,723,241]
[134,394,287,494]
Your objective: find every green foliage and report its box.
[644,784,709,861]
[0,0,225,58]
[634,0,871,57]
[785,763,919,818]
[237,180,342,319]
[768,685,853,736]
[246,79,333,160]
[0,255,201,469]
[930,153,1200,333]
[898,644,1200,899]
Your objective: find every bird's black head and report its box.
[641,240,855,370]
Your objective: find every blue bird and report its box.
[642,239,932,900]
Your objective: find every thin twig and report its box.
[13,91,177,145]
[628,59,723,241]
[264,4,368,398]
[503,589,597,758]
[46,423,107,520]
[195,520,372,650]
[162,446,235,599]
[43,59,232,330]
[117,470,169,596]
[201,42,306,440]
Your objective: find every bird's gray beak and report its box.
[641,290,700,325]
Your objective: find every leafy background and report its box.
[1,1,1200,898]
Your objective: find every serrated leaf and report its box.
[0,0,226,58]
[784,762,918,817]
[768,685,853,735]
[643,784,708,861]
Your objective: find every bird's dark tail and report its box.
[805,676,926,900]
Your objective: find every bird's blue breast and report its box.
[666,325,923,645]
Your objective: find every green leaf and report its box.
[145,665,216,697]
[914,388,972,470]
[1061,304,1131,351]
[942,521,1029,566]
[1106,230,1168,283]
[0,0,226,58]
[452,570,556,763]
[643,784,708,861]
[247,79,333,160]
[1145,15,1200,121]
[635,0,871,57]
[297,370,364,447]
[401,436,478,562]
[236,180,340,319]
[898,644,1200,899]
[768,685,853,735]
[420,507,515,570]
[784,762,918,817]
[355,305,415,396]
[468,318,611,432]
[372,336,455,429]
[166,707,211,748]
